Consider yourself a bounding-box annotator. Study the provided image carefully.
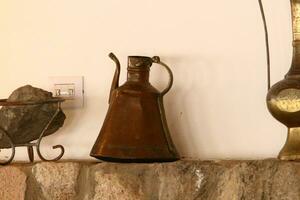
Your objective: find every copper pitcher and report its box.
[90,53,179,162]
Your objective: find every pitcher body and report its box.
[90,54,179,162]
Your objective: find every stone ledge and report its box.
[1,159,299,200]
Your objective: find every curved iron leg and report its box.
[36,103,65,161]
[0,127,15,165]
[36,144,65,162]
[27,146,34,162]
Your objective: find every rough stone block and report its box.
[0,166,27,200]
[32,162,80,200]
[0,160,299,200]
[92,163,148,200]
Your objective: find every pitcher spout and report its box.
[108,52,121,103]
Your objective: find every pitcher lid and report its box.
[128,56,153,68]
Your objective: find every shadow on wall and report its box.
[155,55,220,159]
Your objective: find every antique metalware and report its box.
[260,0,300,160]
[90,53,179,162]
[0,98,65,165]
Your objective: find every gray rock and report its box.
[0,85,66,148]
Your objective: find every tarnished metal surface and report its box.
[266,0,300,160]
[90,53,179,162]
[0,97,64,106]
[292,0,300,41]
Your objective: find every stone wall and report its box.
[1,160,299,200]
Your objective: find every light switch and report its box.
[49,76,84,108]
[53,83,76,99]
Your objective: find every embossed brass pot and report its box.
[266,0,300,160]
[90,53,179,162]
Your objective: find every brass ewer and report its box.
[90,53,179,162]
[264,0,300,160]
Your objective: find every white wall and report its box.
[0,0,294,161]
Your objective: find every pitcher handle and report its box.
[152,56,173,96]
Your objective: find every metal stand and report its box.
[0,98,65,165]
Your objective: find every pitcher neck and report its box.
[286,0,300,77]
[127,69,150,83]
[126,56,152,83]
[287,44,300,77]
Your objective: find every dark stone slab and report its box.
[0,85,66,148]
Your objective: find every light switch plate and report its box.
[49,76,84,108]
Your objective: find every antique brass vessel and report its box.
[264,0,300,160]
[90,53,179,162]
